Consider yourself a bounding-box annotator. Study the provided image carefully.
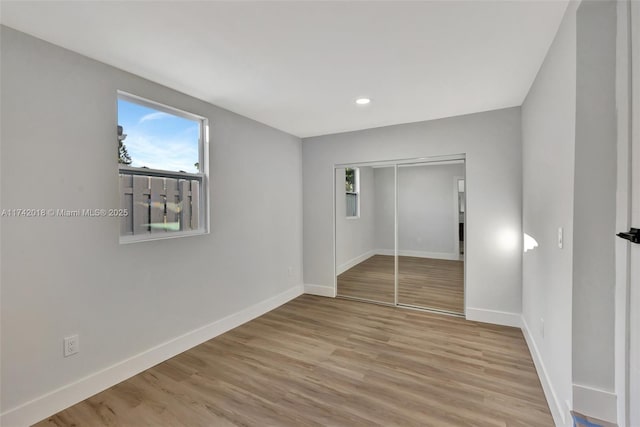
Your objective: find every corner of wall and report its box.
[303,284,336,298]
[572,384,618,424]
[521,315,569,426]
[465,308,522,328]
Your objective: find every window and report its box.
[117,92,208,242]
[345,167,359,218]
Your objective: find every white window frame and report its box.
[346,167,360,219]
[117,91,210,243]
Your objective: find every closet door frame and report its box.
[333,154,467,316]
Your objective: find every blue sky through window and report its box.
[118,99,200,173]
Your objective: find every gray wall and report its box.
[573,0,616,396]
[0,26,303,413]
[335,166,375,270]
[375,163,464,257]
[303,107,522,316]
[521,2,577,423]
[522,0,618,423]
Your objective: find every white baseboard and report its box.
[375,248,461,261]
[0,285,304,427]
[465,307,522,328]
[304,283,336,297]
[336,250,376,275]
[521,316,566,427]
[572,384,617,424]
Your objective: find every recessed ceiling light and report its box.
[355,98,371,105]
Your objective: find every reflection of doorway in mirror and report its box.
[457,178,465,257]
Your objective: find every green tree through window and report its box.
[117,125,132,165]
[345,168,356,192]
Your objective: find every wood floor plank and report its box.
[34,295,552,427]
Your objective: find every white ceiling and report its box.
[0,1,568,138]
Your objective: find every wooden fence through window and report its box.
[120,174,200,236]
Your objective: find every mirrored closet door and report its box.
[397,162,465,314]
[335,158,465,316]
[335,166,395,304]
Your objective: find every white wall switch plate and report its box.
[558,227,563,249]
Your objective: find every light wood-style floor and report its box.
[35,295,552,427]
[337,255,464,313]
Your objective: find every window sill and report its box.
[119,229,208,244]
[346,216,360,220]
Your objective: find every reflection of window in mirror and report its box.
[345,167,360,218]
[458,179,465,213]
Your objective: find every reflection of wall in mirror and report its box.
[335,167,376,272]
[376,163,465,257]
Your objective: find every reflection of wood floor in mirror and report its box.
[337,255,464,314]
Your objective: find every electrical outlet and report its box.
[64,334,79,357]
[288,266,294,277]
